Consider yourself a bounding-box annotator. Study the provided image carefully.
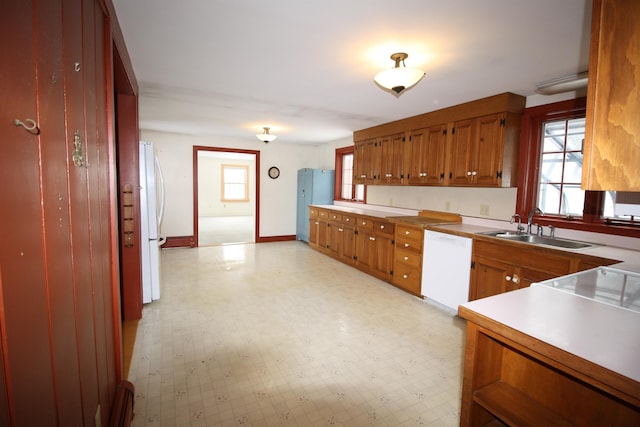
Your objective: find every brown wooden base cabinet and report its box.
[469,238,617,301]
[459,320,640,426]
[392,224,424,296]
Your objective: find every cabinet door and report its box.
[470,255,511,300]
[353,140,367,184]
[379,133,404,185]
[364,139,379,184]
[406,128,426,185]
[340,223,357,265]
[448,118,476,185]
[317,218,329,248]
[355,228,375,272]
[474,113,504,186]
[423,124,448,185]
[327,223,340,256]
[514,266,559,290]
[372,232,394,281]
[583,0,640,191]
[308,218,318,245]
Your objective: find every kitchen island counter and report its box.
[458,285,640,425]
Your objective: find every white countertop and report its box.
[460,285,640,383]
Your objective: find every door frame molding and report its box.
[192,146,260,246]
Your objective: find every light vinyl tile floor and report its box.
[128,241,466,426]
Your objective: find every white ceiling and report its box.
[112,0,592,145]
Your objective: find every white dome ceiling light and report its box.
[256,127,277,143]
[374,52,425,96]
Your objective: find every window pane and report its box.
[538,183,560,214]
[561,185,585,216]
[566,118,585,151]
[341,153,353,200]
[540,153,564,183]
[542,121,566,151]
[224,183,245,200]
[562,152,583,183]
[222,165,248,201]
[537,118,585,217]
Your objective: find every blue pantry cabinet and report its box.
[296,168,335,242]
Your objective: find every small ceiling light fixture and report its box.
[256,127,277,143]
[374,52,425,96]
[535,71,588,95]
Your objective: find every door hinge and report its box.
[354,230,359,235]
[354,256,358,261]
[440,172,445,179]
[402,136,406,142]
[471,260,476,269]
[496,170,503,179]
[452,127,455,134]
[390,270,393,276]
[449,172,453,179]
[391,240,395,245]
[500,118,506,126]
[442,129,447,136]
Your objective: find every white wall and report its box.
[197,155,254,217]
[143,130,325,238]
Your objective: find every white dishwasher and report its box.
[421,230,472,312]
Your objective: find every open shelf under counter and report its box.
[458,285,640,426]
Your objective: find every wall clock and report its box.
[268,166,280,179]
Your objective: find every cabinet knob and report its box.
[338,228,343,232]
[315,221,319,225]
[370,237,376,241]
[346,218,350,222]
[472,171,477,176]
[380,225,385,229]
[403,274,408,279]
[404,243,410,248]
[404,256,409,261]
[506,275,512,282]
[405,230,410,235]
[512,275,520,284]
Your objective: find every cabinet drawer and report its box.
[357,217,373,230]
[396,236,423,253]
[328,212,342,223]
[395,247,422,269]
[374,220,394,236]
[343,215,355,225]
[396,225,423,242]
[393,264,422,290]
[309,207,319,218]
[318,209,329,219]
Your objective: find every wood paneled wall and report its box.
[0,0,133,425]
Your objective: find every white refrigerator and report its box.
[139,141,165,303]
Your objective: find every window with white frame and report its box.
[221,164,249,202]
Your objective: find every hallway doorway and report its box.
[193,147,260,246]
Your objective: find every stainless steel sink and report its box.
[478,230,595,249]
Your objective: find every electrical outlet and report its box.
[95,404,101,427]
[480,204,490,216]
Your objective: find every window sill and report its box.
[535,217,640,239]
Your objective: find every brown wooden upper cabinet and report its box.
[353,92,525,188]
[406,124,448,185]
[582,0,640,191]
[448,112,520,187]
[378,133,404,185]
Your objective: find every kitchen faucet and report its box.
[527,207,543,234]
[510,213,524,233]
